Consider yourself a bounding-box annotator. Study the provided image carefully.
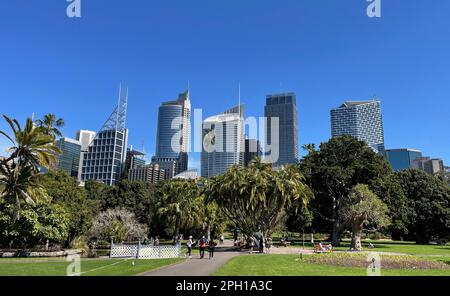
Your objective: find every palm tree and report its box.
[1,115,61,172]
[0,115,60,218]
[34,113,65,138]
[157,179,203,242]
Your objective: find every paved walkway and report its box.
[141,240,240,276]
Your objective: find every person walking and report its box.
[199,236,207,259]
[265,237,272,254]
[208,239,216,259]
[185,236,194,258]
[220,235,224,245]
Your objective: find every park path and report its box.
[141,240,240,276]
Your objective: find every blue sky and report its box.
[0,0,449,170]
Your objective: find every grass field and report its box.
[214,254,450,276]
[0,258,184,276]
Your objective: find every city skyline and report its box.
[1,1,449,168]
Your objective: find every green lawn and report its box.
[0,258,184,276]
[214,254,450,276]
[286,240,450,256]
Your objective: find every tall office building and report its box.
[76,130,96,181]
[264,93,298,167]
[386,149,423,171]
[201,105,244,178]
[244,138,261,166]
[55,137,82,177]
[331,100,385,154]
[152,90,191,178]
[80,86,129,186]
[412,157,445,175]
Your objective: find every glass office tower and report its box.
[386,148,423,171]
[56,137,82,177]
[152,90,191,178]
[264,93,298,167]
[331,100,385,154]
[201,105,244,178]
[81,85,129,186]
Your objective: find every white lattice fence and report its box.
[139,245,181,259]
[110,241,181,259]
[110,244,138,258]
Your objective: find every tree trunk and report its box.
[330,196,342,246]
[350,221,363,251]
[206,223,211,241]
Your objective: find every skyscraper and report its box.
[123,147,146,178]
[55,137,82,177]
[331,100,385,154]
[76,130,96,181]
[152,90,191,179]
[128,163,165,184]
[80,86,129,186]
[386,148,423,171]
[264,93,298,167]
[201,105,244,178]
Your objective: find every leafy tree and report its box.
[299,136,397,245]
[0,200,69,248]
[396,169,450,244]
[206,158,312,238]
[39,170,94,246]
[156,179,203,241]
[340,184,390,250]
[34,113,65,139]
[89,207,148,242]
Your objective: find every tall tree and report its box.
[299,136,396,245]
[34,113,65,139]
[340,184,389,250]
[0,115,60,218]
[396,169,450,244]
[156,179,203,241]
[206,158,312,238]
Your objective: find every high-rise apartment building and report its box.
[331,100,385,154]
[201,105,244,178]
[55,137,82,177]
[244,138,261,166]
[152,90,191,178]
[128,163,165,184]
[81,86,129,186]
[264,93,298,167]
[386,149,423,171]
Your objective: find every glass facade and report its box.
[154,90,191,177]
[81,129,128,186]
[331,101,385,154]
[56,137,82,177]
[201,105,244,178]
[264,93,298,167]
[386,149,422,171]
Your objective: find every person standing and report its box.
[199,236,207,259]
[220,235,224,245]
[265,238,272,254]
[259,236,264,253]
[185,236,194,258]
[208,239,216,259]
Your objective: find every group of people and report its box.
[247,236,272,254]
[185,235,218,259]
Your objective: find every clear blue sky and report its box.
[1,0,449,170]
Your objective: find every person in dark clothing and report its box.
[199,236,207,259]
[259,236,264,253]
[208,239,216,259]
